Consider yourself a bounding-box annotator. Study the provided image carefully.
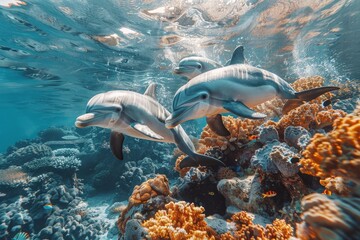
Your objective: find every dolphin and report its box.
[165,46,339,137]
[173,46,245,80]
[75,83,225,169]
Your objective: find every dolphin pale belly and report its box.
[75,83,224,169]
[166,46,339,134]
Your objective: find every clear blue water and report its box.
[0,0,359,151]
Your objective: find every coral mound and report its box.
[118,175,171,233]
[220,211,293,240]
[300,113,360,181]
[129,174,170,207]
[199,116,263,153]
[297,193,360,240]
[142,201,216,240]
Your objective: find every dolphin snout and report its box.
[75,113,97,128]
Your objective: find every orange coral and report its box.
[142,201,216,240]
[129,174,170,206]
[300,114,360,180]
[271,103,345,136]
[220,211,293,240]
[174,155,190,177]
[118,175,170,232]
[199,116,263,153]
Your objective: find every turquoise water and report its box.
[1,1,360,240]
[1,0,359,151]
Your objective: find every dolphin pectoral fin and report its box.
[282,99,305,114]
[144,83,158,100]
[229,46,245,65]
[223,101,267,119]
[179,154,225,169]
[110,131,125,160]
[206,114,230,136]
[131,123,164,140]
[295,86,340,101]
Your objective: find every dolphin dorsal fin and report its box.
[229,46,245,65]
[144,83,157,100]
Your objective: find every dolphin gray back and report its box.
[181,64,296,99]
[105,90,170,122]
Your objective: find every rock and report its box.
[217,174,263,213]
[259,125,279,144]
[123,219,148,240]
[284,126,311,150]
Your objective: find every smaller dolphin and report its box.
[174,46,246,80]
[75,84,224,169]
[165,46,339,137]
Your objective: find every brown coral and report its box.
[300,114,360,180]
[199,116,263,153]
[297,193,360,240]
[269,103,346,137]
[142,201,216,240]
[118,175,170,232]
[220,211,293,240]
[0,167,28,187]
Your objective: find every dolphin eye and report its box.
[196,64,202,69]
[201,93,208,100]
[115,107,121,112]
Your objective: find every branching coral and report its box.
[300,114,360,180]
[297,193,360,240]
[267,103,346,137]
[219,211,293,240]
[199,116,263,153]
[142,201,216,240]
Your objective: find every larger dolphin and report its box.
[165,46,339,136]
[75,84,224,169]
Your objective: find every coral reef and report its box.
[219,211,293,239]
[251,140,300,177]
[267,103,346,137]
[4,144,53,167]
[118,175,172,234]
[23,155,81,173]
[0,167,28,190]
[198,116,263,153]
[284,126,311,150]
[173,167,226,215]
[142,201,216,240]
[300,113,360,180]
[297,193,360,240]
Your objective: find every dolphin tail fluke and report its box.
[283,86,340,114]
[179,154,225,169]
[295,86,339,101]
